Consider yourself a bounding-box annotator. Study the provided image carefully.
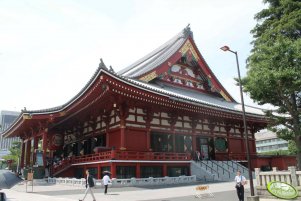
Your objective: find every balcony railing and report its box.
[227,153,257,161]
[113,150,191,161]
[52,150,191,175]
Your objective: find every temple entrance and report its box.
[197,137,215,160]
[199,138,209,160]
[150,132,173,152]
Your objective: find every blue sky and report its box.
[0,0,269,111]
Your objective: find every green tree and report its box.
[288,140,297,155]
[3,141,21,171]
[243,0,301,169]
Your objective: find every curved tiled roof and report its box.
[3,26,268,138]
[118,26,192,78]
[114,75,266,117]
[25,59,108,114]
[118,25,235,102]
[2,60,110,136]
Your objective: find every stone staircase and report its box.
[216,160,250,178]
[191,161,216,182]
[51,163,72,177]
[191,160,253,182]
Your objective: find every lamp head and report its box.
[220,46,230,51]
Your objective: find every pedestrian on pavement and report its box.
[79,170,96,201]
[102,171,111,195]
[234,170,247,201]
[195,151,200,161]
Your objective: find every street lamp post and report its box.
[220,46,255,197]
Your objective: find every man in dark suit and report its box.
[79,170,96,201]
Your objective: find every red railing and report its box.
[114,151,191,161]
[52,157,73,175]
[228,153,257,161]
[73,151,112,163]
[52,150,191,175]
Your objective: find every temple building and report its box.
[3,26,267,179]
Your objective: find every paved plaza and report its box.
[1,180,291,201]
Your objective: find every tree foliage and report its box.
[251,0,301,44]
[3,141,21,171]
[243,0,301,168]
[288,140,297,155]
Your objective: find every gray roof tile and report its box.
[118,26,192,78]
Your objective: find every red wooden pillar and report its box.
[169,114,177,152]
[119,103,128,150]
[145,109,153,151]
[146,129,151,151]
[97,164,101,179]
[106,131,109,147]
[208,121,216,160]
[83,165,87,178]
[34,137,39,149]
[111,149,116,159]
[42,131,48,167]
[104,114,111,148]
[136,163,141,178]
[33,136,39,165]
[20,140,25,169]
[25,139,31,166]
[225,125,231,159]
[192,135,196,152]
[172,133,176,152]
[111,163,116,178]
[239,127,245,159]
[190,117,198,152]
[251,130,256,154]
[163,164,167,177]
[120,124,126,150]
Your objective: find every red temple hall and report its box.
[3,26,267,179]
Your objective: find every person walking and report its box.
[102,171,111,195]
[196,151,201,161]
[79,170,96,201]
[234,170,247,201]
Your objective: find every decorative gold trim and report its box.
[140,71,158,82]
[23,114,32,119]
[179,40,200,61]
[220,91,231,102]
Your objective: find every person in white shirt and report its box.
[102,172,111,195]
[234,170,247,201]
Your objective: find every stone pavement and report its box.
[2,180,297,201]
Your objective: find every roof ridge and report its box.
[25,58,109,114]
[118,26,192,76]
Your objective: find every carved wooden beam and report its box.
[117,102,129,125]
[143,108,154,127]
[189,116,199,129]
[168,112,178,127]
[102,112,112,131]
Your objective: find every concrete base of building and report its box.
[247,195,260,201]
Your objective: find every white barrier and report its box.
[48,175,196,187]
[255,166,301,198]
